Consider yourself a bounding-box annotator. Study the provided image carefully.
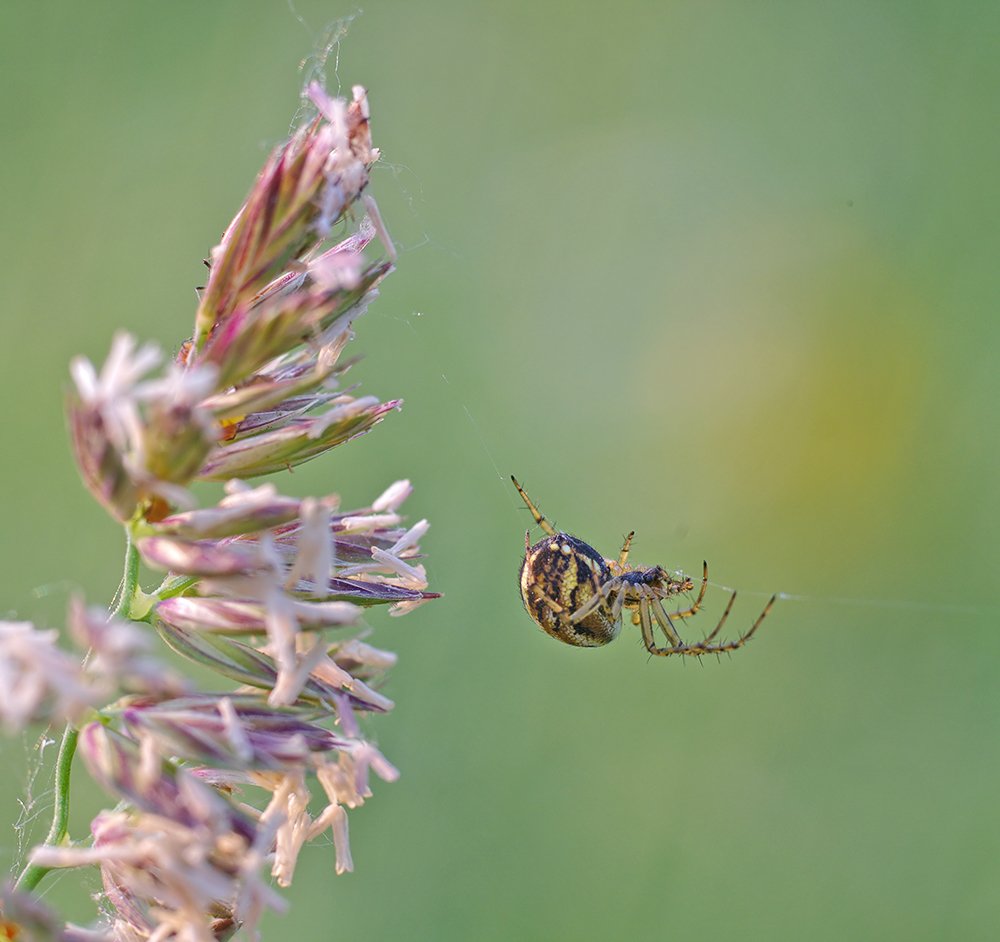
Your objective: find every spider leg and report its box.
[511,476,557,536]
[701,590,737,645]
[681,593,775,654]
[529,587,565,615]
[568,573,618,624]
[610,583,626,622]
[643,593,776,656]
[569,590,604,623]
[615,531,635,571]
[647,591,683,646]
[668,560,709,620]
[738,594,776,646]
[637,597,658,654]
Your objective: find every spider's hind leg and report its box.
[569,571,619,624]
[613,531,635,573]
[511,475,557,536]
[530,587,565,616]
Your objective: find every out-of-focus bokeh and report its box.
[1,2,997,939]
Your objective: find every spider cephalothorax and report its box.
[512,476,774,657]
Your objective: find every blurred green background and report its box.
[1,2,998,940]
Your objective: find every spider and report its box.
[511,475,774,657]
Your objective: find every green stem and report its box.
[15,528,139,892]
[113,529,141,619]
[14,724,79,891]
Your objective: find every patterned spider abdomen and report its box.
[518,532,621,647]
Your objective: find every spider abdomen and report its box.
[518,532,621,647]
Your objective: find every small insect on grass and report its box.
[511,475,775,658]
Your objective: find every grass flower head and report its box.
[2,81,435,942]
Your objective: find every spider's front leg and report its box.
[667,560,709,621]
[635,595,682,650]
[647,592,684,646]
[640,592,776,657]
